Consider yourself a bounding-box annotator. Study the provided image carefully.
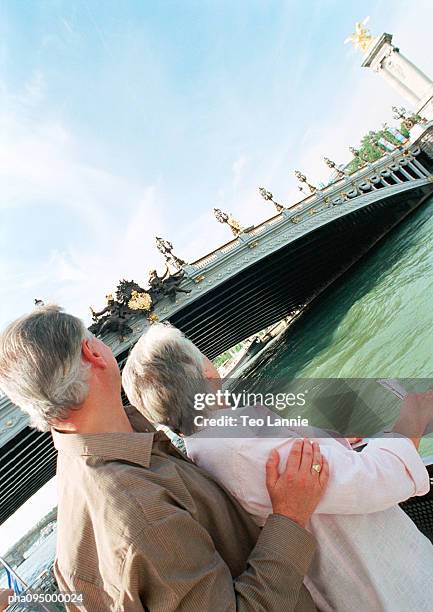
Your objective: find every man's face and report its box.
[202,355,220,381]
[202,354,226,405]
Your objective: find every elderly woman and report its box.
[123,322,433,612]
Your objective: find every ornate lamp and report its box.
[155,236,187,269]
[349,146,368,166]
[392,106,408,121]
[323,157,346,178]
[213,208,244,236]
[258,187,284,212]
[294,170,317,194]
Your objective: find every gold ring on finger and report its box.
[312,463,322,473]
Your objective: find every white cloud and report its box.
[25,69,45,100]
[0,76,166,326]
[231,154,247,188]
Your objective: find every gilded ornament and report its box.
[128,290,153,311]
[344,17,376,53]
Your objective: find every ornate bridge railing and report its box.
[187,140,432,279]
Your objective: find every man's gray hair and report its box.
[0,305,91,431]
[122,323,207,436]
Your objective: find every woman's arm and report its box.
[314,436,429,514]
[233,434,429,518]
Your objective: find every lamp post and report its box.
[258,187,285,212]
[294,170,317,194]
[155,237,187,270]
[213,208,244,236]
[323,157,346,178]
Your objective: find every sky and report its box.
[1,0,433,329]
[1,0,433,549]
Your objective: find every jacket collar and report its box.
[52,428,156,468]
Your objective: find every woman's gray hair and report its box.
[122,323,208,436]
[0,305,91,431]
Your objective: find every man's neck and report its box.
[54,391,134,434]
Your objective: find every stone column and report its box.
[380,61,420,106]
[383,50,432,101]
[361,33,433,119]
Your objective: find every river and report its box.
[245,194,433,457]
[0,532,56,591]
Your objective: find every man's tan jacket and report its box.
[53,408,317,611]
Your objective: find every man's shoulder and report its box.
[60,452,149,492]
[57,450,199,532]
[57,455,162,536]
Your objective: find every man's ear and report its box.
[81,338,108,369]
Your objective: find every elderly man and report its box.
[0,305,329,611]
[122,322,433,612]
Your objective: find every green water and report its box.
[254,195,433,456]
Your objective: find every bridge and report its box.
[1,124,433,524]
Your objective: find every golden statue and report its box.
[345,17,376,53]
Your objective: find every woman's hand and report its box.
[393,390,433,449]
[346,437,363,446]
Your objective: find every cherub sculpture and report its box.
[89,294,133,341]
[148,267,191,303]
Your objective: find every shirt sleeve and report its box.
[316,435,430,514]
[230,434,429,520]
[119,509,316,612]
